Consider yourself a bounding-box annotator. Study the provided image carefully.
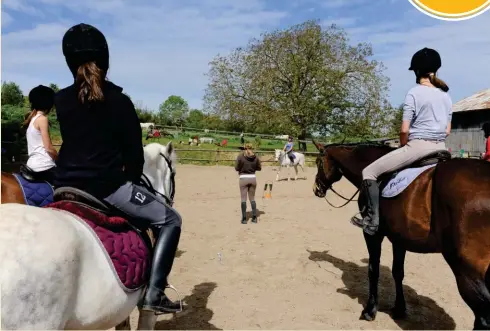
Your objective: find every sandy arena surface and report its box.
[124,164,473,330]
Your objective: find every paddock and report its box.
[120,164,472,330]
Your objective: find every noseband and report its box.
[316,153,358,208]
[140,152,176,207]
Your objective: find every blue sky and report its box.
[2,0,490,111]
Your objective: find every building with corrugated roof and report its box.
[446,88,490,157]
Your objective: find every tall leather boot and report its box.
[141,225,182,314]
[241,202,247,224]
[350,179,380,235]
[250,201,257,223]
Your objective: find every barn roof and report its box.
[453,88,490,113]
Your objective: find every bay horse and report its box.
[311,140,490,330]
[0,142,179,330]
[274,149,306,181]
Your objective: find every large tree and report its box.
[204,20,392,139]
[158,95,190,126]
[1,81,24,106]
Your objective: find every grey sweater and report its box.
[403,85,452,141]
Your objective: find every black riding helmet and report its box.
[28,85,55,111]
[62,23,109,78]
[408,47,441,75]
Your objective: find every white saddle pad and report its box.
[381,164,437,198]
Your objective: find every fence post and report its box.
[215,148,220,165]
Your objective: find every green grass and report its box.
[45,128,319,167]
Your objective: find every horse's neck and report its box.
[144,164,166,196]
[331,146,391,188]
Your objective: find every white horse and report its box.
[0,142,177,330]
[274,149,306,181]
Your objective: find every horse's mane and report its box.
[324,141,396,153]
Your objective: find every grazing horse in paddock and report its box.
[274,149,306,181]
[311,140,490,330]
[0,142,179,330]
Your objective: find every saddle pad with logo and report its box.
[381,164,436,198]
[13,173,54,207]
[45,201,150,292]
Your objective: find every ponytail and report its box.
[76,61,105,104]
[429,73,449,92]
[22,110,38,128]
[244,143,255,157]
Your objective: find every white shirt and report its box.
[26,113,56,172]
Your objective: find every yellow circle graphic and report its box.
[409,0,490,20]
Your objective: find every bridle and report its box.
[315,152,359,209]
[140,152,176,207]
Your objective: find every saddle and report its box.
[379,150,452,197]
[53,187,155,247]
[19,164,47,182]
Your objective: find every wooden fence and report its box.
[446,127,486,157]
[0,142,320,172]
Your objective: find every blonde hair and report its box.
[244,143,254,157]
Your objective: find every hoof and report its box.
[360,309,377,321]
[391,307,407,320]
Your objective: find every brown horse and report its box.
[311,140,490,330]
[1,172,26,204]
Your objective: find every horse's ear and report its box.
[312,139,324,153]
[166,141,174,155]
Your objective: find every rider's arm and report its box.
[400,121,410,147]
[235,156,242,172]
[400,92,415,147]
[119,94,144,182]
[256,156,262,172]
[37,115,58,161]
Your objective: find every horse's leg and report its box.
[294,164,298,181]
[361,231,384,321]
[115,317,131,330]
[276,166,281,181]
[391,243,407,319]
[445,257,490,330]
[137,309,158,330]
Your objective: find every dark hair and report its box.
[76,61,105,104]
[483,122,490,137]
[416,71,449,92]
[23,85,55,128]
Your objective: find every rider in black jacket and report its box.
[54,23,182,314]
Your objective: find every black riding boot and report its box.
[351,179,380,235]
[141,225,182,314]
[251,201,257,223]
[241,202,247,224]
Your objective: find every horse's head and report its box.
[312,140,343,198]
[274,149,282,161]
[143,141,177,205]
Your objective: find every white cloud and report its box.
[2,0,287,109]
[1,11,14,27]
[352,14,490,104]
[2,0,489,112]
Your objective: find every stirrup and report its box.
[153,284,184,315]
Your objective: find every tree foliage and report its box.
[158,95,189,126]
[204,20,393,139]
[2,81,24,106]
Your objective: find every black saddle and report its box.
[379,149,452,184]
[53,186,155,248]
[53,187,113,215]
[410,149,452,168]
[19,164,47,182]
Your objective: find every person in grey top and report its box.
[351,47,452,235]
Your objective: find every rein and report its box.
[316,151,359,209]
[140,152,175,206]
